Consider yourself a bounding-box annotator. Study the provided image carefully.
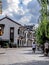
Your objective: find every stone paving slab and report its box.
[0,48,49,65]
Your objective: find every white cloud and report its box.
[26,23,34,25]
[19,14,33,25]
[0,0,40,25]
[17,8,29,15]
[3,9,13,17]
[7,0,12,3]
[7,0,28,15]
[34,24,39,29]
[7,0,19,4]
[8,7,13,12]
[7,0,19,12]
[2,0,20,16]
[23,0,32,5]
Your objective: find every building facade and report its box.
[0,16,35,47]
[0,16,22,47]
[18,25,35,47]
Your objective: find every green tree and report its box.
[36,19,48,44]
[36,0,49,44]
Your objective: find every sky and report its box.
[0,0,41,26]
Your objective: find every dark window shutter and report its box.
[18,29,20,34]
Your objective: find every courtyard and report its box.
[0,47,49,65]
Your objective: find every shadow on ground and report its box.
[23,49,32,51]
[9,60,49,65]
[0,52,5,54]
[39,55,49,57]
[21,51,43,55]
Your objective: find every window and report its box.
[0,24,5,36]
[0,30,2,36]
[18,29,20,34]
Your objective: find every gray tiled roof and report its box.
[24,25,35,31]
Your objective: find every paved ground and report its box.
[0,47,49,65]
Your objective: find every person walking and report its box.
[32,40,36,53]
[44,41,49,56]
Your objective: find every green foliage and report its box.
[36,0,49,44]
[36,20,49,44]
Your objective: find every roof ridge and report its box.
[0,16,22,26]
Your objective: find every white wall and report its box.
[0,18,21,44]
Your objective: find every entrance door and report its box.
[10,27,14,43]
[0,41,4,48]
